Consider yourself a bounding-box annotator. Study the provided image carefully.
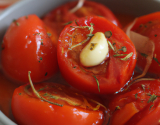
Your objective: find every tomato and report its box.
[107,79,160,125]
[57,16,136,94]
[130,12,160,78]
[42,0,121,36]
[11,81,106,125]
[1,14,58,84]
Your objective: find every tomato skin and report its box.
[130,12,160,77]
[57,16,136,94]
[11,82,105,125]
[126,100,160,125]
[42,0,121,35]
[1,14,58,84]
[107,79,160,125]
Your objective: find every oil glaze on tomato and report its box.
[1,14,58,84]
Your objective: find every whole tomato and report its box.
[42,0,121,35]
[12,81,106,125]
[107,79,160,125]
[57,16,136,94]
[1,14,58,84]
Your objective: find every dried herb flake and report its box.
[135,93,138,99]
[93,75,100,92]
[13,19,19,26]
[153,57,160,65]
[47,32,52,37]
[119,46,127,52]
[149,104,154,110]
[105,31,112,38]
[45,72,48,76]
[141,84,145,91]
[64,21,73,25]
[147,94,157,103]
[140,53,148,58]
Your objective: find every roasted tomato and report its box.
[107,79,160,125]
[124,12,160,78]
[57,16,136,94]
[42,0,121,36]
[11,72,106,125]
[1,14,58,84]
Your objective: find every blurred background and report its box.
[0,0,20,13]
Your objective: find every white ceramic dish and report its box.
[0,0,160,125]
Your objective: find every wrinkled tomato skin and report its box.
[131,12,160,77]
[1,14,58,84]
[57,16,136,94]
[11,83,105,125]
[107,79,160,125]
[42,0,121,35]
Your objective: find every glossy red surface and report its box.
[1,14,58,84]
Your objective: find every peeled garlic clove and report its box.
[80,32,109,67]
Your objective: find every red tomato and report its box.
[107,79,160,125]
[42,0,121,35]
[131,12,160,77]
[1,14,58,84]
[12,82,106,125]
[57,16,137,94]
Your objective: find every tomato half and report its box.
[1,14,58,84]
[131,12,160,78]
[107,79,160,125]
[42,0,121,36]
[57,16,136,94]
[11,82,106,125]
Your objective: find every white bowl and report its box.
[0,0,160,125]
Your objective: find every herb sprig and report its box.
[68,23,94,50]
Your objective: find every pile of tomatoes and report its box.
[1,0,160,125]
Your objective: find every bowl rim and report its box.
[0,111,16,125]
